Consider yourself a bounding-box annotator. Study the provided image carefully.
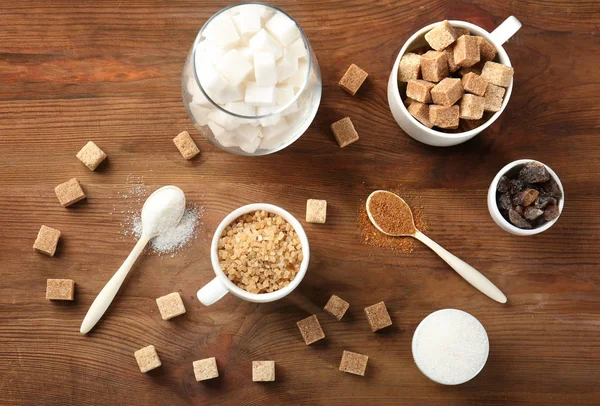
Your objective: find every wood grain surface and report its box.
[1,1,600,405]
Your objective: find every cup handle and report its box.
[197,277,229,306]
[489,16,522,46]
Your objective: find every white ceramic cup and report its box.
[197,203,310,305]
[387,16,522,147]
[488,159,565,236]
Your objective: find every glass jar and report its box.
[181,2,322,156]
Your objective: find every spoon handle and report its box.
[80,235,151,334]
[413,230,507,304]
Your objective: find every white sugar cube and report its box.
[207,121,226,138]
[236,126,262,153]
[254,52,277,86]
[249,29,282,60]
[192,91,212,107]
[276,50,299,83]
[219,83,245,104]
[215,131,239,148]
[265,12,301,47]
[218,49,253,86]
[204,14,240,50]
[260,7,276,23]
[235,5,262,36]
[260,117,289,150]
[245,82,275,106]
[257,106,282,127]
[196,38,225,65]
[236,123,261,140]
[226,101,256,117]
[208,110,239,130]
[275,86,295,106]
[238,47,254,61]
[198,65,229,101]
[286,37,308,60]
[282,101,299,116]
[189,104,211,126]
[283,59,308,90]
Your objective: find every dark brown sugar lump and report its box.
[76,141,107,171]
[193,357,219,381]
[173,130,200,160]
[252,361,275,382]
[33,225,61,257]
[324,295,350,320]
[134,345,161,373]
[331,117,359,148]
[156,292,186,320]
[339,64,368,96]
[364,301,392,332]
[424,20,458,51]
[339,351,369,376]
[46,279,74,300]
[55,178,86,207]
[297,314,325,345]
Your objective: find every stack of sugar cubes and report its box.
[184,4,310,153]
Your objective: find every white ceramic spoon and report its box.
[366,190,507,304]
[80,186,186,334]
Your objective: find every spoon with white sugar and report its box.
[80,186,186,334]
[366,190,507,304]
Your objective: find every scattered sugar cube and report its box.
[461,72,488,96]
[193,357,219,381]
[408,102,433,128]
[286,37,308,60]
[276,51,299,83]
[34,225,61,257]
[459,62,484,77]
[406,79,435,103]
[481,61,514,87]
[236,5,262,36]
[306,199,327,224]
[459,94,485,120]
[424,20,458,51]
[331,117,359,148]
[297,314,325,345]
[339,64,368,96]
[249,29,282,60]
[431,78,464,106]
[364,301,392,332]
[55,178,86,207]
[254,52,278,86]
[275,86,295,106]
[339,351,368,376]
[443,45,460,73]
[156,292,186,320]
[252,361,275,382]
[398,52,421,82]
[477,37,497,62]
[173,131,200,160]
[454,35,480,68]
[76,141,106,171]
[420,51,449,82]
[46,279,74,300]
[245,82,276,106]
[429,105,459,129]
[265,12,300,46]
[324,294,349,320]
[204,14,240,50]
[455,28,470,37]
[134,345,161,373]
[483,83,506,112]
[218,49,253,86]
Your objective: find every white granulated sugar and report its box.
[412,309,489,385]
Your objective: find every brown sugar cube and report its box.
[339,351,369,376]
[364,301,392,332]
[156,292,186,320]
[477,37,497,62]
[193,357,219,381]
[331,117,359,148]
[429,105,460,129]
[481,61,514,87]
[134,345,162,373]
[46,279,74,300]
[398,53,421,82]
[306,199,327,224]
[408,102,433,129]
[339,64,368,96]
[297,314,325,345]
[406,79,435,103]
[76,141,107,171]
[460,117,487,131]
[173,130,200,160]
[461,72,488,96]
[459,61,484,77]
[454,28,470,37]
[443,45,460,73]
[324,295,350,320]
[252,361,275,382]
[420,51,449,82]
[459,94,485,120]
[431,78,464,106]
[454,35,480,68]
[403,97,418,107]
[424,20,458,51]
[55,178,86,207]
[484,83,506,112]
[33,225,61,257]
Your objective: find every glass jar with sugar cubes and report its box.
[182,3,322,155]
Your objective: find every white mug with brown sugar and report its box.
[197,203,310,305]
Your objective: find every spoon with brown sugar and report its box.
[366,190,507,304]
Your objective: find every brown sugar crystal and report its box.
[398,53,421,82]
[429,105,459,129]
[156,292,186,320]
[33,225,61,257]
[453,35,480,68]
[431,78,464,106]
[364,301,392,332]
[424,20,458,51]
[484,83,506,112]
[367,191,416,236]
[331,117,359,148]
[55,178,86,207]
[173,130,200,160]
[324,295,350,320]
[461,72,488,96]
[252,361,275,382]
[477,37,497,62]
[76,141,107,171]
[420,51,449,82]
[459,94,485,120]
[297,314,325,345]
[408,102,433,129]
[339,351,369,376]
[406,79,435,103]
[134,345,161,373]
[339,64,368,96]
[193,357,219,381]
[46,279,74,300]
[481,61,514,88]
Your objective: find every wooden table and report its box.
[1,1,599,405]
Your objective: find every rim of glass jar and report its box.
[192,2,312,120]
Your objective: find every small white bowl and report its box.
[488,159,565,236]
[197,203,310,305]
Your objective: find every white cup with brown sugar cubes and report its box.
[388,16,521,146]
[197,203,310,305]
